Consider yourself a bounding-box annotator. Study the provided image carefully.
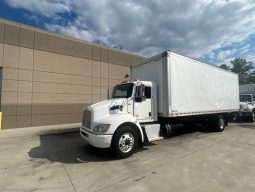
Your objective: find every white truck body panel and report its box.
[131,51,239,117]
[131,53,166,116]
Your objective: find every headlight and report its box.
[93,124,110,133]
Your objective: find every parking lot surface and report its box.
[0,123,255,192]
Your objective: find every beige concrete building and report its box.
[0,19,144,129]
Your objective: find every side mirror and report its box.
[110,105,123,111]
[139,84,145,96]
[135,84,145,102]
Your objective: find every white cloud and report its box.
[217,49,237,60]
[246,54,255,63]
[44,23,94,42]
[239,43,251,55]
[23,13,40,24]
[5,0,255,61]
[5,0,71,17]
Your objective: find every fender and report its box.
[96,113,144,142]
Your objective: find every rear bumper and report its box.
[80,127,113,148]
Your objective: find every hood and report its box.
[239,101,254,111]
[88,98,128,120]
[90,98,127,110]
[240,102,248,109]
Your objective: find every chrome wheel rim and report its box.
[119,133,134,153]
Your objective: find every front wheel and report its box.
[248,111,255,122]
[111,126,138,158]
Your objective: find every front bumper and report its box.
[239,111,252,117]
[80,127,113,148]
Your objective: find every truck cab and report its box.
[239,94,255,122]
[80,80,160,158]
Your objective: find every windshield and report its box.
[240,95,252,102]
[112,83,134,98]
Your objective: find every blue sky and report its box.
[1,0,255,66]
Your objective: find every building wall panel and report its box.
[32,103,87,115]
[33,82,92,95]
[32,113,82,126]
[101,47,109,63]
[0,43,3,66]
[18,81,32,93]
[32,93,91,104]
[0,22,4,43]
[20,26,34,49]
[35,30,92,59]
[17,92,32,115]
[19,69,33,81]
[33,71,92,86]
[34,50,93,76]
[17,115,32,128]
[4,22,20,46]
[101,62,109,79]
[92,45,101,61]
[0,19,145,129]
[3,67,18,80]
[1,92,17,115]
[2,79,18,92]
[109,64,129,80]
[19,47,33,70]
[2,115,17,129]
[3,44,19,68]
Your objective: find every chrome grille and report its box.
[82,109,91,128]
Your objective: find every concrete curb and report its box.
[0,123,81,136]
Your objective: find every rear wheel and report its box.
[111,126,138,158]
[209,115,225,132]
[161,124,172,138]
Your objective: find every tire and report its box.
[231,113,238,122]
[111,126,138,158]
[248,111,254,122]
[161,124,172,138]
[209,115,225,132]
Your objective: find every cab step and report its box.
[141,124,163,142]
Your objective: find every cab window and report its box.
[145,86,151,99]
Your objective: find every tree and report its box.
[219,58,255,84]
[230,58,254,85]
[219,64,230,71]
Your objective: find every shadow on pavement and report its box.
[28,124,216,164]
[28,131,117,164]
[235,123,255,129]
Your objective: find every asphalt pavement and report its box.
[0,122,255,192]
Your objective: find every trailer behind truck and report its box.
[80,51,239,158]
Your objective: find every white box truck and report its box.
[80,51,239,158]
[239,83,255,122]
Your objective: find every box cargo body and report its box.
[131,51,239,118]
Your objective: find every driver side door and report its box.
[134,85,153,122]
